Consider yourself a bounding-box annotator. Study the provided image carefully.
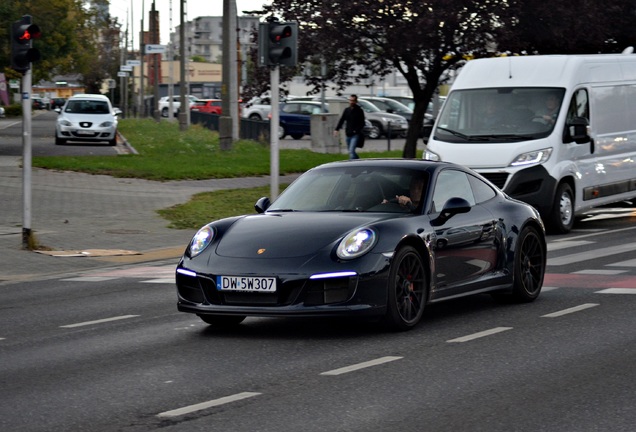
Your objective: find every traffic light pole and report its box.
[21,70,33,249]
[270,66,280,200]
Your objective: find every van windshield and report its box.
[434,87,565,143]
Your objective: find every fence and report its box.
[190,111,270,143]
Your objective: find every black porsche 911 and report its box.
[175,159,546,331]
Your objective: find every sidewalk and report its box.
[0,136,404,284]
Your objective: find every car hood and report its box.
[215,212,390,259]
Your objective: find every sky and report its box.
[109,0,272,45]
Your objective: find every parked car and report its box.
[0,106,5,118]
[242,96,272,120]
[363,96,435,138]
[31,96,46,110]
[190,99,222,115]
[175,159,546,331]
[158,95,198,117]
[55,94,119,146]
[355,99,409,139]
[276,100,325,139]
[50,97,67,110]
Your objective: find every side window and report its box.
[431,170,476,212]
[567,89,589,122]
[467,174,497,204]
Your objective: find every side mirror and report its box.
[566,116,590,144]
[54,108,61,114]
[254,196,271,213]
[113,108,122,116]
[432,197,471,226]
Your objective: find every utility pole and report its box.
[220,0,238,149]
[178,0,187,131]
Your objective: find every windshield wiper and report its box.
[435,127,488,141]
[475,134,534,141]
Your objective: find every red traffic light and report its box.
[16,25,41,43]
[269,25,292,43]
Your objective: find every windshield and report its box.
[356,99,382,113]
[434,87,565,143]
[269,166,429,214]
[64,100,111,114]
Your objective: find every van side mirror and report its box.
[566,116,590,144]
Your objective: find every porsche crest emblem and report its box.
[257,248,266,255]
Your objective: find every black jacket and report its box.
[336,104,366,137]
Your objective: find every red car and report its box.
[190,99,222,115]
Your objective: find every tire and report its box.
[547,183,574,234]
[367,123,381,139]
[384,246,427,331]
[291,133,304,140]
[278,125,287,139]
[55,136,66,146]
[492,226,545,303]
[161,107,168,117]
[198,314,246,327]
[108,137,117,146]
[249,114,262,120]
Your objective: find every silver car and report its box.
[55,94,118,146]
[356,99,408,139]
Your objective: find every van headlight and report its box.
[510,148,553,167]
[424,149,441,161]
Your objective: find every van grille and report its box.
[479,172,508,189]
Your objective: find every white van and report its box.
[424,54,636,233]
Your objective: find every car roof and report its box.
[68,94,110,101]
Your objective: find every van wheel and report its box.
[547,183,574,234]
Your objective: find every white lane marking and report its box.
[596,288,636,295]
[320,356,403,376]
[0,338,5,341]
[572,269,628,275]
[61,276,118,282]
[60,315,140,328]
[608,258,636,267]
[541,303,599,318]
[541,286,559,292]
[547,240,595,252]
[447,327,513,343]
[548,243,634,266]
[157,392,261,418]
[140,278,175,284]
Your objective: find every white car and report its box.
[0,106,5,118]
[158,95,198,117]
[241,97,273,120]
[55,94,118,146]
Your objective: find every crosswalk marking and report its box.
[547,243,635,266]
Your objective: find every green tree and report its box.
[263,0,514,158]
[1,0,121,92]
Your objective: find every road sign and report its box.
[117,71,129,77]
[126,60,141,66]
[120,65,133,72]
[145,44,166,54]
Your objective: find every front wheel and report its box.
[198,314,246,327]
[55,135,66,145]
[290,133,304,140]
[161,107,168,117]
[367,123,381,139]
[384,246,427,331]
[278,125,287,139]
[547,183,574,233]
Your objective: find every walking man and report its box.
[334,95,366,159]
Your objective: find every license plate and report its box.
[76,130,93,135]
[216,276,276,292]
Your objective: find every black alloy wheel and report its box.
[384,246,427,331]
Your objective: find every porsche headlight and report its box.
[336,228,377,260]
[188,225,215,257]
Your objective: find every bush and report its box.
[3,104,24,117]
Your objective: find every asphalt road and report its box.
[1,219,636,431]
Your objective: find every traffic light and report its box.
[11,15,41,74]
[258,22,298,67]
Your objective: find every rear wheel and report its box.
[161,107,168,117]
[249,113,262,120]
[198,315,246,327]
[547,183,574,233]
[291,133,304,140]
[492,226,545,303]
[278,125,287,139]
[384,246,427,331]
